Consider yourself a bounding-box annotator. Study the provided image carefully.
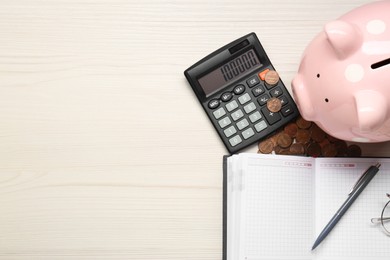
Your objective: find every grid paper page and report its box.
[236,154,314,260]
[313,158,390,260]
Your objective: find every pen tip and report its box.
[376,163,381,168]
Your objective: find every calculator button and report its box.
[261,107,281,125]
[246,75,260,87]
[236,118,249,130]
[233,84,245,95]
[279,95,289,106]
[218,116,232,128]
[208,99,220,109]
[242,127,255,140]
[255,120,268,132]
[231,109,244,121]
[224,125,237,138]
[257,94,270,106]
[252,85,265,97]
[238,93,251,105]
[213,107,226,119]
[249,111,262,123]
[270,87,283,97]
[244,102,256,114]
[226,100,239,112]
[221,92,233,102]
[259,69,270,81]
[229,135,242,147]
[281,104,294,117]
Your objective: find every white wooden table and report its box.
[0,0,387,259]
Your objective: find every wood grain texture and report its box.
[0,0,386,259]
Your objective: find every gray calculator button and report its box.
[213,107,226,119]
[255,120,268,132]
[249,111,262,123]
[226,100,238,112]
[231,109,244,121]
[218,116,231,128]
[244,102,256,114]
[237,118,249,130]
[224,125,237,138]
[238,93,251,105]
[229,135,242,147]
[242,127,255,140]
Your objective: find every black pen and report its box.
[311,163,381,250]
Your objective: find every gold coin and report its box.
[267,97,282,113]
[264,70,279,86]
[310,124,326,143]
[307,142,322,157]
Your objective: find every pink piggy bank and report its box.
[292,1,390,142]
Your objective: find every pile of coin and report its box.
[258,116,362,157]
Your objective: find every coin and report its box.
[284,123,298,138]
[296,116,312,129]
[264,70,279,86]
[347,144,362,157]
[296,129,311,144]
[267,97,282,113]
[334,140,348,156]
[322,143,337,157]
[307,142,322,157]
[311,124,326,143]
[289,143,305,155]
[258,139,274,154]
[277,133,293,148]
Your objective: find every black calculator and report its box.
[184,33,299,153]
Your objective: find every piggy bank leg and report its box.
[354,90,387,133]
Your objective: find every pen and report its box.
[311,163,381,250]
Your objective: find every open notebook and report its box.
[223,153,390,260]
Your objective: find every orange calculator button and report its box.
[259,69,270,81]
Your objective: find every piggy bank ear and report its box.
[354,90,387,132]
[325,20,363,59]
[291,75,315,120]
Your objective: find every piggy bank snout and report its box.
[291,75,315,120]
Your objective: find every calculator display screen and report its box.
[198,49,262,96]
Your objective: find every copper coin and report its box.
[307,142,322,157]
[264,70,279,86]
[311,124,326,143]
[289,143,305,155]
[258,139,274,154]
[267,97,282,113]
[334,140,348,156]
[347,144,362,157]
[277,133,293,148]
[275,146,290,155]
[296,117,312,129]
[322,143,337,157]
[284,123,298,137]
[296,129,311,144]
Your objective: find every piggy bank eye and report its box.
[317,74,320,78]
[325,98,329,102]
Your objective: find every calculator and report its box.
[184,33,299,154]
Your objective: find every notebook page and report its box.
[313,158,390,260]
[234,154,314,260]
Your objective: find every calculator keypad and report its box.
[208,68,298,151]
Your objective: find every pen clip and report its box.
[348,163,381,195]
[348,167,370,195]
